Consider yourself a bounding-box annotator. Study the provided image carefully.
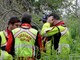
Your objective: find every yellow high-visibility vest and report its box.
[12,28,38,59]
[41,23,72,56]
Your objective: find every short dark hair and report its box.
[48,13,60,20]
[8,17,20,25]
[21,13,32,24]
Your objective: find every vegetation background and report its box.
[0,0,80,60]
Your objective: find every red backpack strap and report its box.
[5,31,15,57]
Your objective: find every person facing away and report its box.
[11,13,43,60]
[0,17,21,60]
[40,13,72,57]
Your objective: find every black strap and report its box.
[57,26,60,32]
[35,32,39,47]
[53,26,61,50]
[51,26,61,55]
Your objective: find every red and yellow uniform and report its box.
[41,22,72,57]
[11,23,43,60]
[0,30,13,60]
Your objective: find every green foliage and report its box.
[0,0,79,60]
[67,15,80,39]
[32,13,43,31]
[66,15,80,56]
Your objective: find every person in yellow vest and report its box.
[0,50,13,60]
[41,13,62,55]
[49,13,72,58]
[40,13,72,58]
[0,31,13,60]
[11,13,43,60]
[0,17,21,60]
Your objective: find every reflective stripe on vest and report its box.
[1,51,5,60]
[1,43,7,47]
[14,28,37,57]
[15,44,35,56]
[61,27,68,36]
[15,44,33,50]
[58,44,70,54]
[14,28,36,40]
